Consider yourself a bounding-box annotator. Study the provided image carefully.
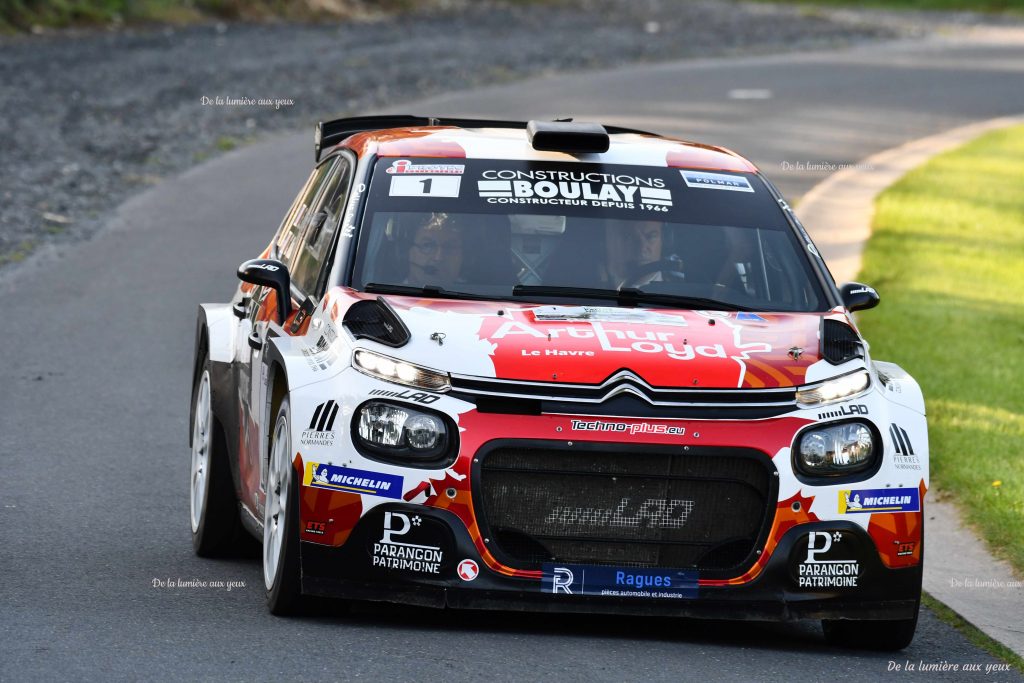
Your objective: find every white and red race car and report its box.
[189,116,927,650]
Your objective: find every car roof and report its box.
[335,125,758,174]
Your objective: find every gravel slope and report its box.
[0,0,936,269]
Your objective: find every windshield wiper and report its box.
[511,285,749,311]
[364,283,496,302]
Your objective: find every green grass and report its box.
[0,0,454,31]
[922,592,1024,672]
[856,124,1024,574]
[760,0,1024,12]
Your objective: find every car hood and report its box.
[369,295,824,390]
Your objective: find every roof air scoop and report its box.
[527,120,610,153]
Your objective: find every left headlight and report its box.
[354,400,452,465]
[353,349,450,392]
[795,422,876,476]
[796,369,870,408]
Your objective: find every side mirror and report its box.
[237,258,292,323]
[840,282,880,312]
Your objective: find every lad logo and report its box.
[301,401,338,446]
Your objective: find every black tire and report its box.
[264,396,304,615]
[823,518,923,651]
[190,354,242,556]
[822,608,919,651]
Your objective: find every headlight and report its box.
[353,349,450,392]
[795,422,876,476]
[796,370,870,408]
[354,401,450,464]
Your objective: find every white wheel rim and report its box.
[189,370,212,533]
[263,411,291,590]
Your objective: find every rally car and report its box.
[189,115,927,650]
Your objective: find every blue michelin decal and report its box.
[542,563,698,599]
[680,170,754,193]
[304,462,403,499]
[838,487,920,514]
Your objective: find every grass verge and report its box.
[922,592,1024,672]
[759,0,1024,13]
[856,124,1024,573]
[0,0,438,31]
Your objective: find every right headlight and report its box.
[353,400,453,466]
[352,349,450,392]
[795,421,877,476]
[795,370,870,408]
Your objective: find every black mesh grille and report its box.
[476,444,776,575]
[822,319,862,365]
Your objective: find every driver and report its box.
[601,219,665,287]
[404,212,464,287]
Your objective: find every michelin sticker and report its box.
[304,462,403,499]
[477,169,671,211]
[838,487,920,514]
[681,170,754,193]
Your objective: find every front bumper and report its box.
[299,504,921,622]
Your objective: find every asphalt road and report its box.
[3,29,1024,682]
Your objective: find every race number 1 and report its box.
[390,175,462,197]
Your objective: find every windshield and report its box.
[350,157,828,311]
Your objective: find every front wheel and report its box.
[264,396,304,615]
[190,359,241,556]
[822,609,919,651]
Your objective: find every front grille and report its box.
[476,443,776,576]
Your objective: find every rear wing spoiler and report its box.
[313,115,656,162]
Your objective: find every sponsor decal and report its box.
[532,306,688,326]
[386,159,465,175]
[816,404,868,420]
[250,262,280,272]
[371,511,444,575]
[304,520,326,536]
[541,563,698,599]
[838,487,920,514]
[570,419,685,436]
[340,182,366,238]
[890,424,921,471]
[680,170,754,193]
[795,531,861,588]
[389,175,462,197]
[301,324,339,372]
[491,319,770,364]
[303,462,403,499]
[545,497,693,530]
[477,168,671,211]
[301,400,338,447]
[736,312,767,323]
[457,559,479,582]
[896,541,916,557]
[368,388,441,405]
